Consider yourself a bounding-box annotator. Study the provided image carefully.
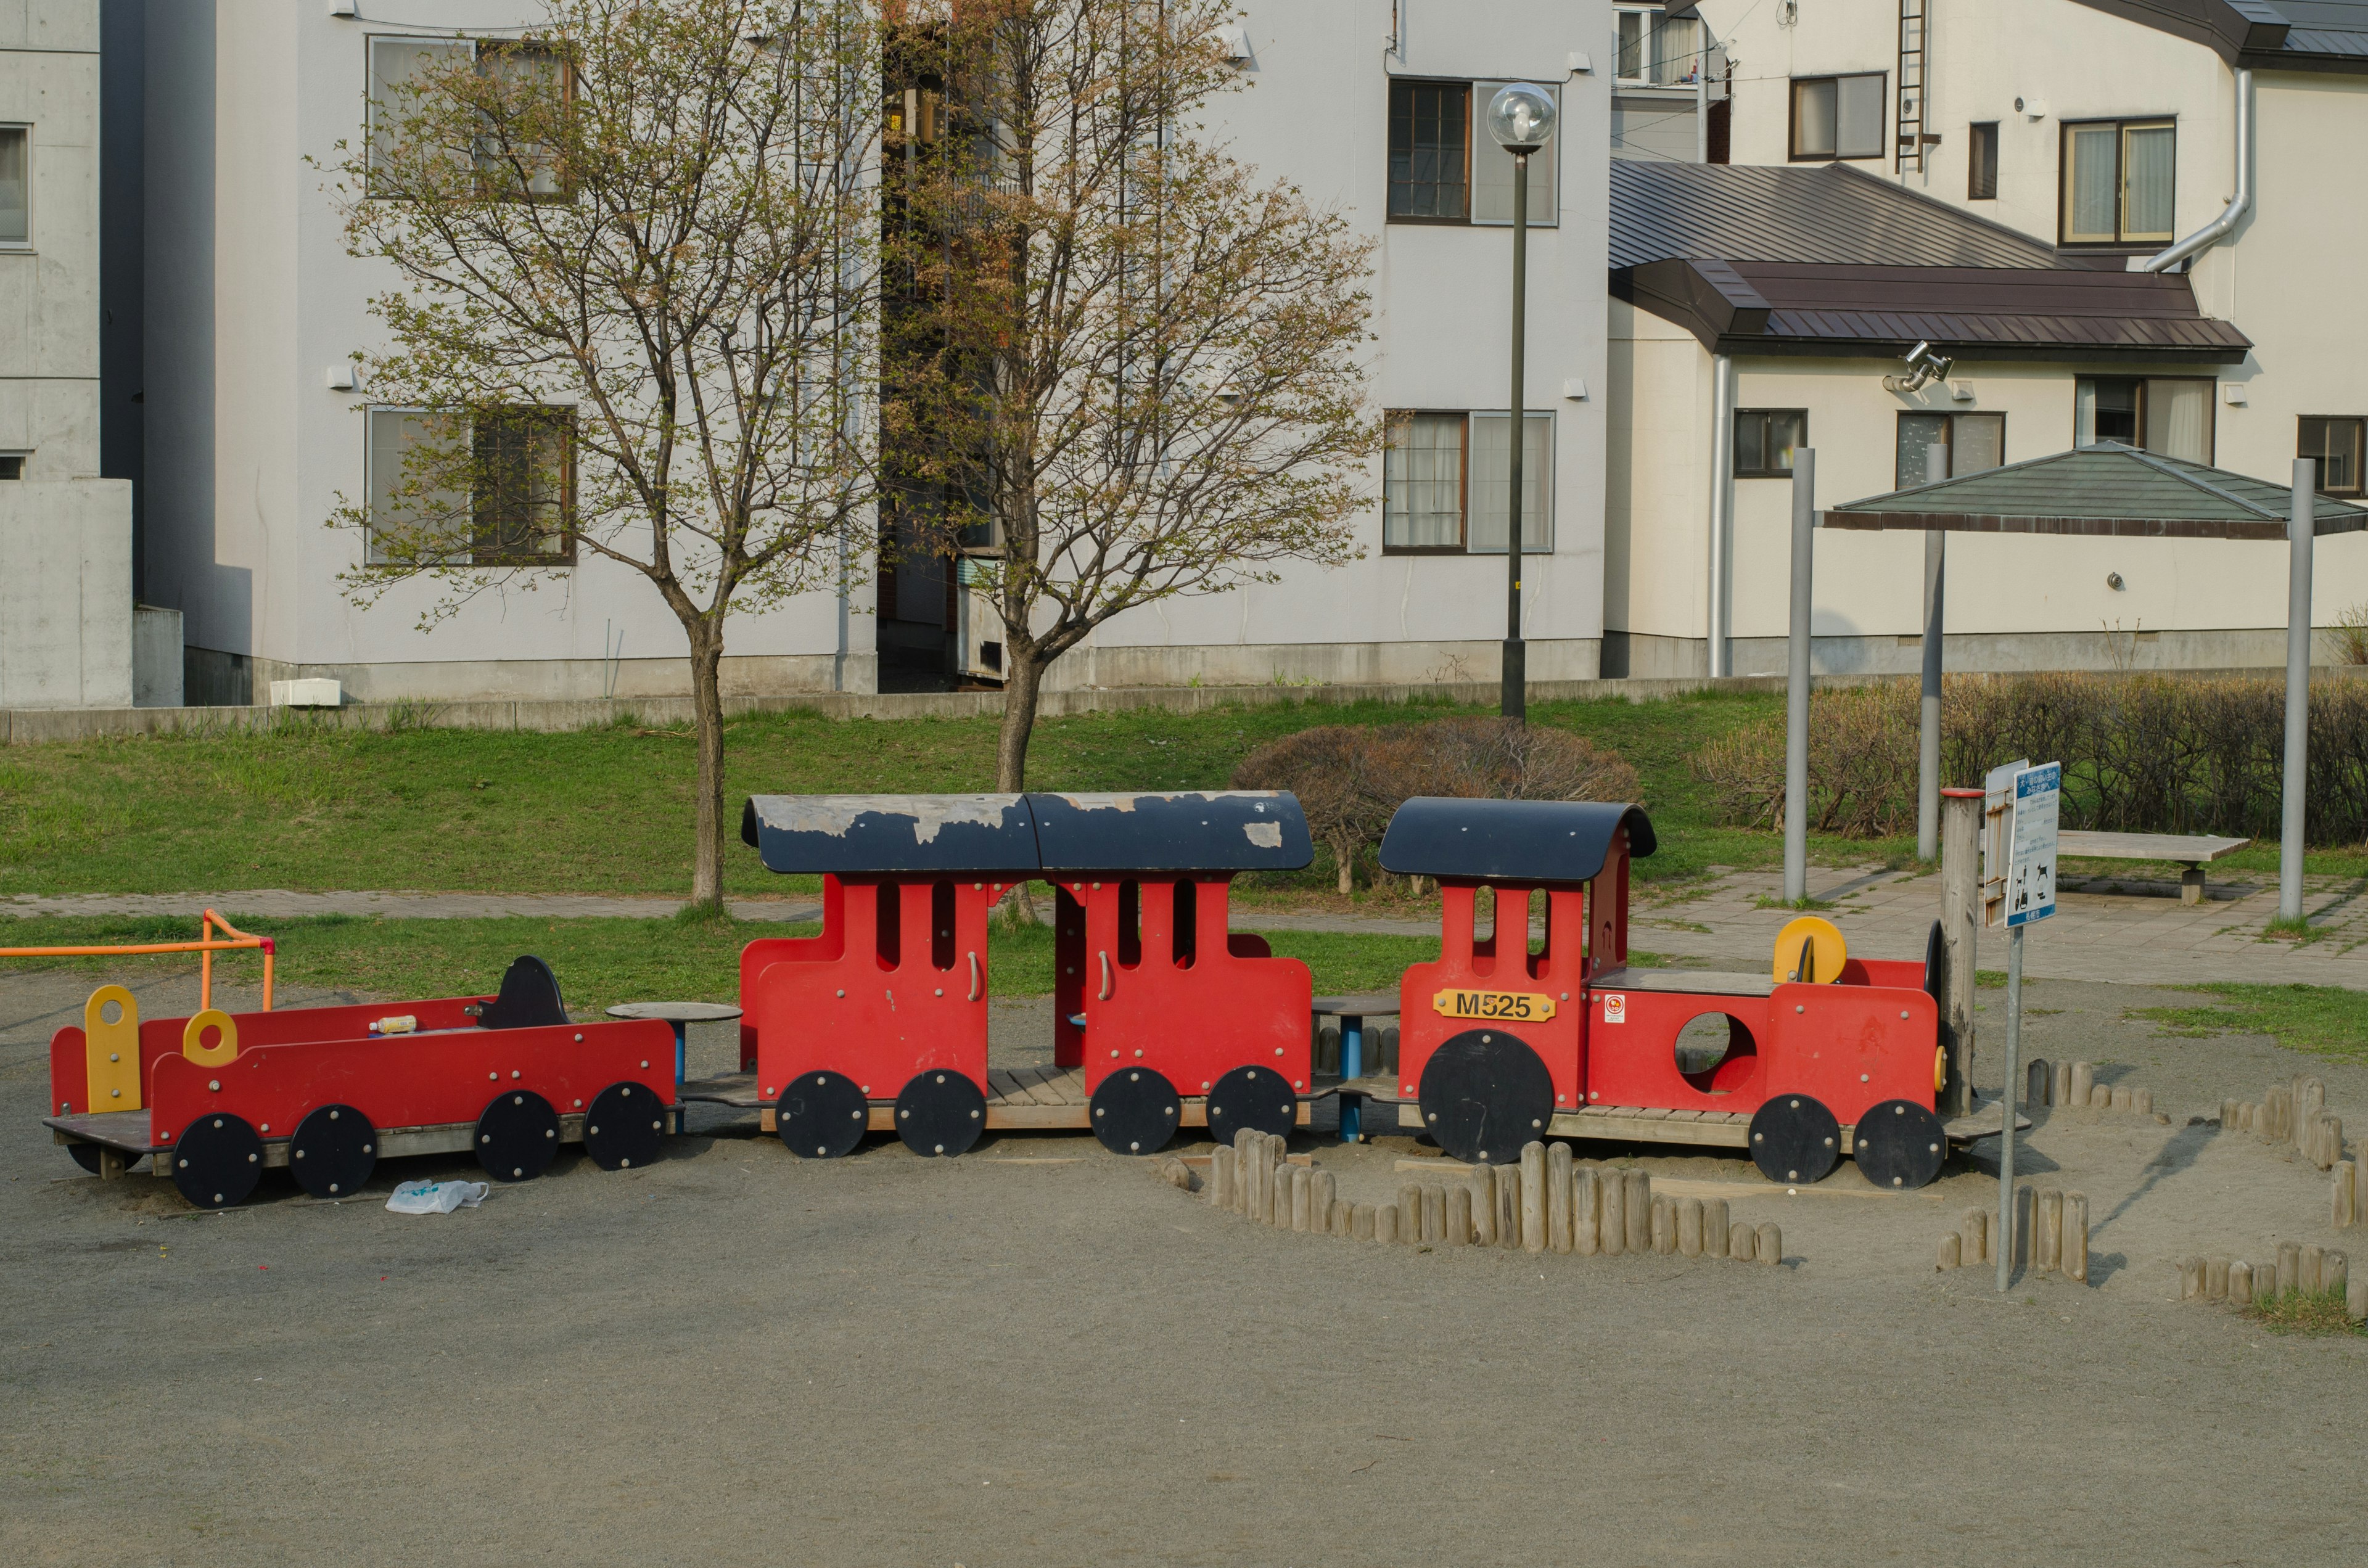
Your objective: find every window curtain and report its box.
[1383,414,1465,549]
[2074,380,2099,446]
[1794,80,1836,158]
[2065,125,2118,242]
[1896,414,1949,488]
[1836,75,1884,158]
[2122,125,2175,241]
[369,38,473,187]
[1467,413,1553,554]
[2145,380,2212,464]
[366,409,471,565]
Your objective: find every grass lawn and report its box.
[0,914,1442,1015]
[0,691,1840,900]
[2126,982,2368,1069]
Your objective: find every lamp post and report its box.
[1487,83,1556,722]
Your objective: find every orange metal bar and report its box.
[0,909,276,1012]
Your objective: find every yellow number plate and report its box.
[1432,988,1556,1023]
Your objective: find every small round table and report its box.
[605,1001,744,1086]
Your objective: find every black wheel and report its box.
[474,1090,561,1183]
[583,1081,667,1172]
[289,1103,377,1199]
[67,1142,140,1175]
[778,1070,869,1159]
[1852,1098,1946,1190]
[1205,1064,1297,1148]
[1749,1092,1841,1184]
[1090,1066,1180,1156]
[1416,1028,1553,1165]
[894,1070,986,1158]
[169,1113,263,1210]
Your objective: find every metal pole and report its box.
[1706,355,1735,677]
[1783,449,1815,904]
[1340,1015,1363,1143]
[1502,151,1529,721]
[1917,443,1948,861]
[2280,457,2314,923]
[1996,924,2023,1292]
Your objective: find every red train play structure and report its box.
[45,791,1955,1207]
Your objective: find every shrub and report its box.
[1691,672,2368,845]
[1234,717,1640,892]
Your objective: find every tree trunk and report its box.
[688,625,728,913]
[994,649,1047,794]
[1331,832,1356,896]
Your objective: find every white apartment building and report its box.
[0,0,142,708]
[1607,0,2368,675]
[111,1,1616,705]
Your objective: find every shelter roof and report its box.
[739,791,1313,876]
[1378,799,1657,884]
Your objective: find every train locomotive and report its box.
[45,789,1956,1204]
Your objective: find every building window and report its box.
[1388,81,1470,221]
[0,453,25,480]
[2076,377,2213,464]
[367,406,575,566]
[2061,119,2174,246]
[1896,412,2005,487]
[1791,74,1885,160]
[0,126,26,245]
[2300,417,2366,498]
[1388,79,1556,228]
[1968,121,1999,201]
[1615,7,1703,87]
[1383,411,1552,554]
[368,36,572,201]
[1733,409,1806,478]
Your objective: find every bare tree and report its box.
[331,0,880,908]
[892,0,1379,793]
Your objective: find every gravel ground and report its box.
[4,965,2365,1567]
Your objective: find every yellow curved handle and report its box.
[182,1009,239,1067]
[1935,1045,1948,1094]
[83,985,142,1112]
[1773,916,1847,985]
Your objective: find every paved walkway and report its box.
[1,891,823,923]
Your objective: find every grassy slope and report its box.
[1,692,1811,899]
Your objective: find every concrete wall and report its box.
[131,0,1613,700]
[0,477,133,705]
[0,2,101,475]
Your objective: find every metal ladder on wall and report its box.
[1897,0,1927,174]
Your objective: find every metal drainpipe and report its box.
[2140,68,2251,273]
[1706,353,1736,678]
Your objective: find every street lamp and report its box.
[1487,82,1556,721]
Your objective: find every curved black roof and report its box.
[741,794,1041,875]
[1032,792,1311,874]
[1377,798,1656,883]
[739,790,1314,876]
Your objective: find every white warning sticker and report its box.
[1601,993,1627,1025]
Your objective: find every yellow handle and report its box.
[82,986,142,1112]
[182,1009,239,1067]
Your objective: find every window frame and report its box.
[1788,72,1887,162]
[0,123,30,249]
[2300,416,2367,499]
[1386,78,1473,226]
[0,451,27,480]
[1613,6,1704,89]
[1895,411,2007,488]
[1968,120,1999,202]
[365,33,577,204]
[2074,376,2216,463]
[1732,409,1808,479]
[364,403,578,569]
[1379,408,1555,556]
[2057,116,2176,248]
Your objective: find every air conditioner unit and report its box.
[954,558,1005,683]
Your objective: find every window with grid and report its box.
[1733,410,1806,478]
[369,36,573,201]
[1383,411,1552,554]
[1791,74,1885,160]
[2300,417,2366,498]
[1383,413,1465,549]
[367,406,575,565]
[2061,119,2174,245]
[1896,412,2005,488]
[1388,80,1470,221]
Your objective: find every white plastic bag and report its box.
[385,1178,489,1215]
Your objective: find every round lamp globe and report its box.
[1486,83,1557,154]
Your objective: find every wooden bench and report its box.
[2056,831,2251,905]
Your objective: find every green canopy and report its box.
[1820,443,2368,540]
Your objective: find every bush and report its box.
[1691,672,2368,845]
[1233,717,1639,892]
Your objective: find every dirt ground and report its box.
[4,963,2366,1567]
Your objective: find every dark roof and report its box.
[739,791,1314,876]
[1030,792,1311,874]
[2064,0,2368,71]
[1611,163,2252,364]
[1822,443,2368,540]
[1378,799,1657,884]
[1610,162,2059,271]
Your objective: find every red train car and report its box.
[44,958,678,1209]
[1376,798,1947,1188]
[736,790,1315,1158]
